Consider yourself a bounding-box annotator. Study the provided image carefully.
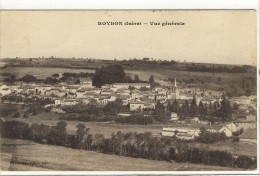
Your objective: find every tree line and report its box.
[0,120,256,169]
[167,95,233,122]
[3,72,94,85]
[185,64,249,73]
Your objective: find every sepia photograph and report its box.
[0,8,258,174]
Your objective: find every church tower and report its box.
[173,78,179,99]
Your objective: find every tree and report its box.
[189,96,197,117]
[47,121,68,146]
[134,75,140,83]
[219,95,232,121]
[103,99,125,114]
[92,64,127,87]
[44,77,59,84]
[13,112,20,118]
[170,99,179,113]
[149,75,155,86]
[74,79,81,84]
[179,100,189,118]
[52,73,59,78]
[208,101,214,117]
[76,123,90,149]
[21,74,37,83]
[198,101,205,117]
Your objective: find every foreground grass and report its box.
[1,138,244,171]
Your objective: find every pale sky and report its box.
[0,10,257,65]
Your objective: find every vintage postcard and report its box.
[0,9,258,174]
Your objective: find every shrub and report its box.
[235,155,256,169]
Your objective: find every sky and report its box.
[0,10,257,65]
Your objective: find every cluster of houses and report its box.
[162,115,256,142]
[0,78,225,111]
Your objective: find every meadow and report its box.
[0,67,94,79]
[1,138,243,171]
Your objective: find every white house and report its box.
[161,127,200,140]
[218,122,240,137]
[45,88,66,97]
[81,78,92,87]
[62,99,78,106]
[129,101,145,111]
[66,85,81,93]
[170,112,179,121]
[1,87,12,96]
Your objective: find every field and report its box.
[5,114,257,157]
[0,66,94,79]
[1,138,244,171]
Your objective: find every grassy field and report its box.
[0,67,94,79]
[1,138,246,171]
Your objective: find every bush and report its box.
[196,132,227,144]
[13,112,20,118]
[235,155,256,169]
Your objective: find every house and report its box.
[113,83,150,90]
[55,99,62,105]
[176,133,196,140]
[131,90,143,100]
[129,101,145,111]
[35,85,51,94]
[61,99,78,106]
[206,129,217,133]
[144,92,156,100]
[116,89,131,96]
[76,88,92,98]
[99,97,111,105]
[131,83,150,89]
[161,127,200,140]
[23,85,36,95]
[218,122,240,137]
[169,112,179,121]
[92,88,102,94]
[234,115,256,129]
[143,101,156,110]
[202,98,215,105]
[84,91,97,99]
[178,99,193,107]
[156,94,167,100]
[66,85,81,93]
[101,84,112,89]
[101,89,114,95]
[1,87,12,96]
[191,117,200,123]
[113,83,130,89]
[45,88,66,97]
[81,78,92,87]
[154,87,167,94]
[117,113,132,117]
[234,121,256,130]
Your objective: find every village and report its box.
[0,72,257,144]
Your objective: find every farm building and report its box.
[161,127,200,140]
